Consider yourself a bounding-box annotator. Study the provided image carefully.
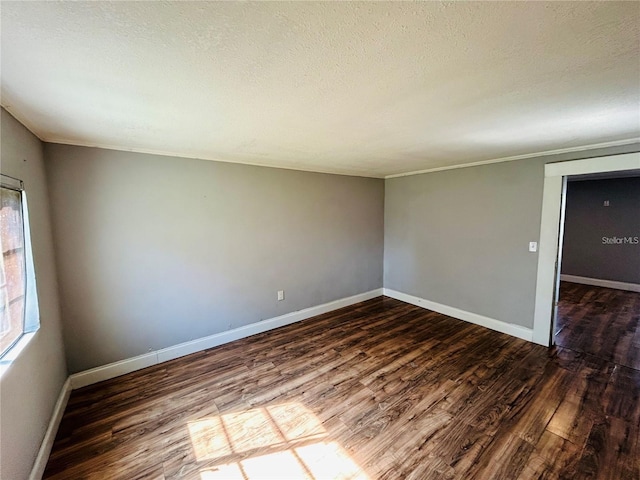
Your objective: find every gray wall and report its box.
[384,144,640,330]
[44,144,384,373]
[562,177,640,284]
[0,109,68,479]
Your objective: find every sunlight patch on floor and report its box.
[295,441,369,480]
[188,402,370,480]
[199,441,369,480]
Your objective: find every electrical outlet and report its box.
[277,290,285,301]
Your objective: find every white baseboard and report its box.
[70,288,383,389]
[383,288,533,342]
[560,275,640,293]
[29,377,72,480]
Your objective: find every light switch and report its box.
[529,242,538,252]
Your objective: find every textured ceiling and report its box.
[1,2,639,178]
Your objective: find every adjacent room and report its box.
[556,174,640,368]
[1,2,639,479]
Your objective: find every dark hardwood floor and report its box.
[556,281,640,370]
[45,293,640,479]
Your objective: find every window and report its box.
[0,175,37,358]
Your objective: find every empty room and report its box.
[1,2,639,479]
[556,175,640,368]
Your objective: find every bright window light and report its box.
[0,176,39,360]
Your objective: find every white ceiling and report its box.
[2,2,639,178]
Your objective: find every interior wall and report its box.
[44,144,384,373]
[0,109,68,480]
[561,177,640,284]
[384,144,640,330]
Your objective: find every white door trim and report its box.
[532,152,640,346]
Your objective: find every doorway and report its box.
[532,152,640,347]
[553,174,640,368]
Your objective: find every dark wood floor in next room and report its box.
[556,281,640,371]
[45,288,640,479]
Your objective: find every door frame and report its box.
[531,152,640,346]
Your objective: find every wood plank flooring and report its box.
[555,282,640,370]
[45,293,640,479]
